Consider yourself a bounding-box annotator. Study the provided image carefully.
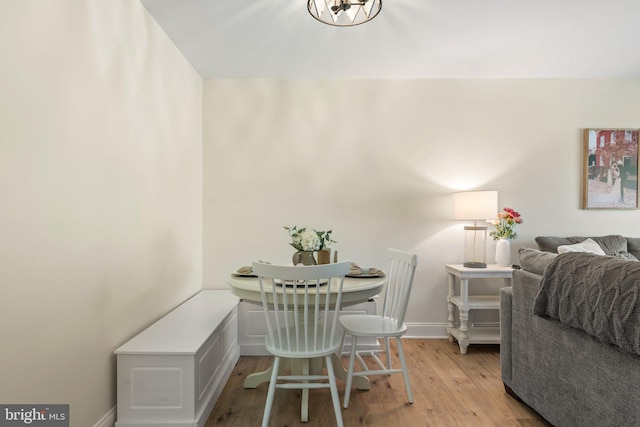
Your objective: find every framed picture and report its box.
[583,128,639,209]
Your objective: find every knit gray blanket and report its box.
[533,252,640,356]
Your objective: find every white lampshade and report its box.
[453,191,498,221]
[453,190,498,268]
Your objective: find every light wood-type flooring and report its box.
[206,339,552,426]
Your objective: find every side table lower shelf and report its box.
[449,295,500,310]
[447,296,501,353]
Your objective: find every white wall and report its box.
[203,78,640,333]
[0,1,202,426]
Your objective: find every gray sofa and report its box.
[500,235,640,427]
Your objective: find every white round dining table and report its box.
[226,274,385,307]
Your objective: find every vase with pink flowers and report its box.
[490,208,523,267]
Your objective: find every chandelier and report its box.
[307,0,382,26]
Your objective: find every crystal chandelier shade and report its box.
[308,0,382,26]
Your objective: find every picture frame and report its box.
[583,128,639,209]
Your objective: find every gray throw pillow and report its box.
[626,237,640,260]
[518,248,558,276]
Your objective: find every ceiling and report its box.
[140,0,640,79]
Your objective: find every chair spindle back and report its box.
[252,261,351,355]
[381,248,418,326]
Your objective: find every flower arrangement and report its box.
[490,207,523,240]
[284,226,336,251]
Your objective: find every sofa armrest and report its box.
[500,286,513,386]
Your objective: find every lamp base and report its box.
[463,261,487,268]
[462,224,488,269]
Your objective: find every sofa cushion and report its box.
[518,248,558,276]
[535,235,627,256]
[626,237,640,260]
[557,238,606,255]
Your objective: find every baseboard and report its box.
[94,406,116,427]
[404,322,448,338]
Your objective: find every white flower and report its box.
[298,229,321,251]
[284,226,336,251]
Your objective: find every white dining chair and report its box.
[252,260,351,427]
[339,248,418,408]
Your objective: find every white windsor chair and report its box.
[252,260,351,427]
[339,248,418,408]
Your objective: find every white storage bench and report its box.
[115,290,240,427]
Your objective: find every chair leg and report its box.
[384,337,392,370]
[262,356,280,427]
[325,355,344,427]
[301,358,309,422]
[343,335,358,408]
[339,330,347,356]
[396,337,413,404]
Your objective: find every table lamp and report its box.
[453,190,498,268]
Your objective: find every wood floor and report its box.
[206,339,552,427]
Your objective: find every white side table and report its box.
[445,264,513,354]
